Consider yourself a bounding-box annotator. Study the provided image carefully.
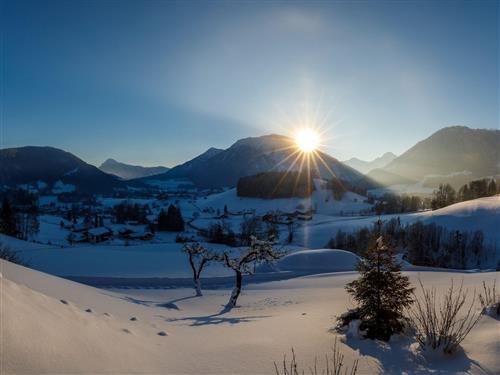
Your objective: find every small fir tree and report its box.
[345,230,414,341]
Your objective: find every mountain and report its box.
[142,135,374,190]
[367,126,500,188]
[343,152,397,174]
[99,158,169,180]
[0,146,124,193]
[163,147,224,177]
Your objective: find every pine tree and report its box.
[345,230,414,341]
[162,204,185,232]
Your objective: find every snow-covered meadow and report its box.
[5,194,498,279]
[2,259,499,374]
[2,190,499,374]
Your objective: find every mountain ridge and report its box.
[140,134,374,190]
[367,126,500,188]
[0,146,125,193]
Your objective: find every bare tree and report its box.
[223,236,283,309]
[274,338,358,375]
[0,241,27,266]
[479,280,500,317]
[408,278,482,354]
[182,242,219,296]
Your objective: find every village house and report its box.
[87,227,113,243]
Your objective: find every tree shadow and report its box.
[156,295,199,310]
[341,334,492,375]
[165,306,270,327]
[117,293,200,310]
[120,296,157,306]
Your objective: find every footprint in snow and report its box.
[103,312,111,317]
[85,308,93,313]
[122,328,132,334]
[130,317,137,321]
[60,299,69,305]
[157,331,167,336]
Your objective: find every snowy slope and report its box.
[266,249,359,272]
[198,186,372,216]
[2,259,499,374]
[294,196,500,250]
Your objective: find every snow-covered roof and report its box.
[87,227,112,236]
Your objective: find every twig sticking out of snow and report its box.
[479,280,500,317]
[274,338,358,375]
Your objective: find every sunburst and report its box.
[295,128,320,153]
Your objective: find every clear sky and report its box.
[2,0,498,167]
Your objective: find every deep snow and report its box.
[2,259,499,374]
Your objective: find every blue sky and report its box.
[2,0,498,167]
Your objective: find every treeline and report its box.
[201,215,279,247]
[432,178,498,210]
[370,193,431,214]
[326,218,493,269]
[327,178,348,200]
[113,202,150,224]
[0,194,39,240]
[237,171,313,199]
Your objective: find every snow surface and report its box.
[52,180,76,193]
[268,249,359,272]
[198,187,372,216]
[2,259,499,374]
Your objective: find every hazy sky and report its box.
[2,0,498,167]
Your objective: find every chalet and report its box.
[87,227,113,243]
[126,231,154,241]
[297,213,313,221]
[118,226,153,241]
[67,232,87,244]
[72,222,92,232]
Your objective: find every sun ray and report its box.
[270,148,302,171]
[311,149,337,179]
[270,151,305,197]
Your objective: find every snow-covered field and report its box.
[2,259,499,374]
[2,194,499,374]
[6,196,496,278]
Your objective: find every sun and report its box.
[295,128,320,153]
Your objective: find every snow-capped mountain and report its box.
[142,134,372,189]
[99,158,169,180]
[0,146,124,193]
[343,152,397,174]
[367,126,500,188]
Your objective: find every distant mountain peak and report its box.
[99,158,169,180]
[343,152,397,174]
